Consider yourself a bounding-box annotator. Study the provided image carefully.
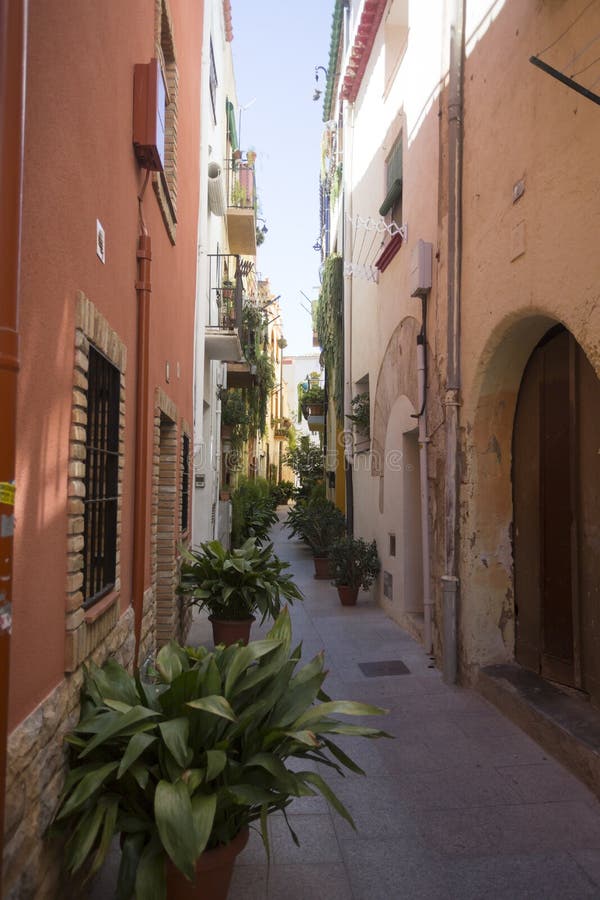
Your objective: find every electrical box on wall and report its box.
[133,58,165,172]
[409,239,432,298]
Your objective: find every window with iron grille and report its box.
[181,432,190,533]
[83,346,120,608]
[209,38,218,125]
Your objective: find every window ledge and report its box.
[84,590,119,625]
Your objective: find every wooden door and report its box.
[514,326,600,697]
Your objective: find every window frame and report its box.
[82,346,120,609]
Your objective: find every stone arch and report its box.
[371,315,420,476]
[461,306,600,672]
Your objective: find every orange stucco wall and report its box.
[11,0,202,728]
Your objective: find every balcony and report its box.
[226,155,257,256]
[273,417,291,440]
[205,253,248,362]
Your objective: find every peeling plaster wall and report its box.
[457,0,600,674]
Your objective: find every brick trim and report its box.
[65,291,126,673]
[153,0,178,243]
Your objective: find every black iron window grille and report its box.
[82,346,120,608]
[181,432,190,533]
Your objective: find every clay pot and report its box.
[166,828,249,900]
[209,616,254,646]
[337,585,358,606]
[313,556,330,579]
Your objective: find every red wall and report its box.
[11,0,202,728]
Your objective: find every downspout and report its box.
[0,0,27,879]
[414,298,433,656]
[442,0,466,684]
[133,173,152,665]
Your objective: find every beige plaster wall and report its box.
[457,0,600,673]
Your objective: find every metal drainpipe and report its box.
[416,327,433,656]
[443,0,466,684]
[0,0,27,879]
[133,230,152,665]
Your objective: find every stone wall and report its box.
[3,607,135,900]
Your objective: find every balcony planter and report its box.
[166,828,249,899]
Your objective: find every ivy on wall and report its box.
[315,254,344,424]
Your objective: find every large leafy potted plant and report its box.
[178,538,302,645]
[329,537,380,606]
[50,609,389,900]
[285,497,346,579]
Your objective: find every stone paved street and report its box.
[91,513,600,898]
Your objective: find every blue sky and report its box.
[230,1,334,356]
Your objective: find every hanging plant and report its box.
[315,254,343,424]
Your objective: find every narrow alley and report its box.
[92,512,600,899]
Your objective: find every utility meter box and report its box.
[410,239,433,298]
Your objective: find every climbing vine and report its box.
[315,254,344,423]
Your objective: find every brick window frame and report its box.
[152,390,191,647]
[153,0,178,244]
[65,292,126,673]
[180,423,191,537]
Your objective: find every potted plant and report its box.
[299,384,325,420]
[329,536,380,606]
[347,392,370,452]
[285,498,346,579]
[50,609,390,900]
[177,538,303,645]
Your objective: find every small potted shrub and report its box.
[285,498,346,579]
[50,610,389,900]
[178,538,302,645]
[329,536,380,606]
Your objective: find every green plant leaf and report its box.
[302,771,356,828]
[135,836,167,900]
[293,700,388,728]
[118,732,157,779]
[154,780,196,881]
[65,802,105,873]
[56,762,119,820]
[227,784,275,805]
[117,832,146,900]
[129,761,150,790]
[156,642,186,683]
[321,736,366,775]
[205,749,227,781]
[159,718,191,768]
[191,793,217,857]
[224,640,281,697]
[90,798,119,875]
[79,706,161,758]
[90,658,140,706]
[186,695,237,721]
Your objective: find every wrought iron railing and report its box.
[207,253,244,331]
[226,155,257,210]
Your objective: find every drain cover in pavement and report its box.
[358,660,410,677]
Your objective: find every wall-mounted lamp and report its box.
[313,237,322,252]
[313,66,328,102]
[256,215,268,235]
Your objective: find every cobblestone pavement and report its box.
[92,512,600,899]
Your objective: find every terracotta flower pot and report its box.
[166,828,249,900]
[337,585,358,606]
[313,556,330,579]
[209,615,254,646]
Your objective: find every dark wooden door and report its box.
[513,326,600,695]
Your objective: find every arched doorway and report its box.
[513,325,600,701]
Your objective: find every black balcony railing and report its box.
[227,154,256,210]
[207,253,244,331]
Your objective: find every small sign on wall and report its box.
[383,570,393,601]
